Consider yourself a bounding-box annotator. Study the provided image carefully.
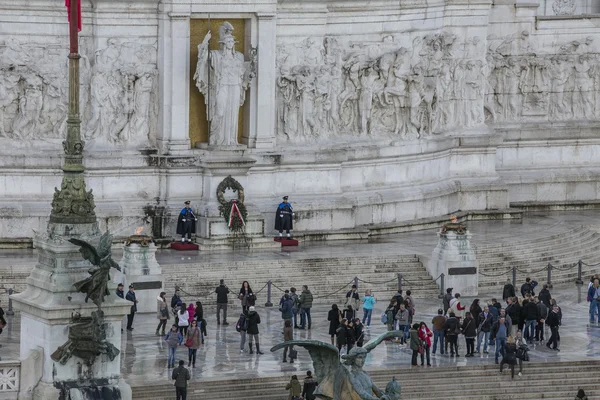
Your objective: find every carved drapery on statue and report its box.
[216,175,248,232]
[193,22,257,146]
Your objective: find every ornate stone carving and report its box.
[275,33,486,143]
[193,22,257,146]
[486,32,600,123]
[0,37,158,146]
[50,177,96,224]
[552,0,576,15]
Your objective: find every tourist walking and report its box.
[462,311,477,357]
[506,297,521,337]
[443,288,453,315]
[177,303,189,336]
[282,320,296,363]
[520,277,538,297]
[285,375,302,400]
[546,304,561,351]
[171,289,182,323]
[345,285,360,320]
[302,371,318,400]
[405,290,415,321]
[165,324,183,369]
[186,303,196,325]
[499,336,518,379]
[418,321,433,366]
[502,279,515,301]
[215,279,230,326]
[409,323,420,366]
[328,304,342,345]
[362,289,376,327]
[172,359,190,400]
[588,278,600,324]
[290,287,300,328]
[239,281,255,313]
[156,292,170,336]
[431,309,446,355]
[237,310,249,352]
[185,320,201,368]
[469,299,482,321]
[346,319,356,352]
[299,285,313,329]
[336,318,348,353]
[247,306,264,354]
[476,306,493,354]
[444,312,460,357]
[395,303,410,344]
[125,284,138,331]
[491,316,509,364]
[194,301,206,344]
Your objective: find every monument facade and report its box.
[0,0,600,243]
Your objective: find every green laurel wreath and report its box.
[219,200,248,233]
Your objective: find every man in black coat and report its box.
[215,279,230,326]
[274,196,294,238]
[502,279,515,301]
[538,284,552,308]
[520,277,538,297]
[246,306,263,354]
[546,305,561,350]
[505,297,521,337]
[176,201,197,243]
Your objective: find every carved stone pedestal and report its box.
[428,229,479,296]
[10,223,132,400]
[119,242,163,314]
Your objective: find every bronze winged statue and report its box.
[271,330,402,400]
[70,231,121,307]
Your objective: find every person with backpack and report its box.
[285,375,302,400]
[164,324,183,369]
[247,306,264,355]
[237,310,249,353]
[328,304,342,345]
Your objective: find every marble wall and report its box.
[0,0,599,243]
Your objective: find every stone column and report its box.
[157,12,191,153]
[429,230,479,296]
[249,13,276,149]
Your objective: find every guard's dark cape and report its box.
[176,208,197,234]
[274,202,293,231]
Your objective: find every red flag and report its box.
[65,0,82,32]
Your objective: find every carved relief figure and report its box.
[194,22,256,146]
[572,54,595,119]
[552,0,576,15]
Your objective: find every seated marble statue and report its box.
[271,331,402,400]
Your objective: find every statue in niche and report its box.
[194,22,257,146]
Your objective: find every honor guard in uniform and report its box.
[176,201,197,243]
[275,196,294,238]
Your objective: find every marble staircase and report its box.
[131,360,600,399]
[161,254,439,306]
[476,225,600,289]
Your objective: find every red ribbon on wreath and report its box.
[228,200,246,227]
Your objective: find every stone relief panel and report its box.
[486,32,600,123]
[275,33,486,143]
[0,37,158,147]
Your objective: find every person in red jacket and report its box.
[418,321,433,366]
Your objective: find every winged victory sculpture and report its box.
[271,330,402,400]
[70,231,121,307]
